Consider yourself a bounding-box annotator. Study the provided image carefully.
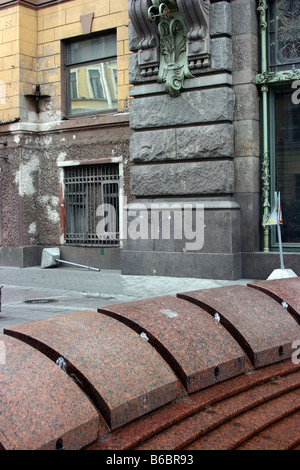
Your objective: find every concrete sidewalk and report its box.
[0,266,253,333]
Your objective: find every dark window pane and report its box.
[274,87,300,243]
[67,35,116,65]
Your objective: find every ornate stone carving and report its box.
[129,0,211,96]
[256,69,300,84]
[128,0,159,77]
[157,12,193,97]
[177,0,210,70]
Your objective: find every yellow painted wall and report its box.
[0,6,20,122]
[0,0,130,123]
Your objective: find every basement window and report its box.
[64,163,120,245]
[64,32,117,117]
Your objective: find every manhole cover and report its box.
[24,299,59,304]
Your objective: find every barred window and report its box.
[64,164,120,245]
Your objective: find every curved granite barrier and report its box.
[1,278,299,450]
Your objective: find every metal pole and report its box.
[276,224,285,269]
[55,259,100,272]
[257,0,270,252]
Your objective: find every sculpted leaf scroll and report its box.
[129,0,211,96]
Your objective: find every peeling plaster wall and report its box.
[0,121,130,252]
[0,0,131,267]
[0,144,21,247]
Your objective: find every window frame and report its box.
[265,1,300,251]
[64,163,121,247]
[62,30,118,118]
[268,0,300,72]
[268,84,300,251]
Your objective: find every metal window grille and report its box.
[64,163,120,245]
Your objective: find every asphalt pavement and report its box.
[0,266,253,333]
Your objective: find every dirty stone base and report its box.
[0,245,121,270]
[121,251,242,281]
[0,246,44,268]
[121,251,300,281]
[241,252,300,280]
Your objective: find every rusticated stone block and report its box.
[178,285,300,368]
[0,334,103,450]
[4,311,182,430]
[210,37,232,72]
[130,88,234,129]
[130,161,234,196]
[248,277,300,324]
[98,295,246,393]
[232,0,259,36]
[177,124,234,159]
[130,128,176,162]
[130,124,234,163]
[234,119,260,157]
[210,1,232,37]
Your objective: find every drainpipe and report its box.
[257,0,270,252]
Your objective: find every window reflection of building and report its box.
[65,33,117,116]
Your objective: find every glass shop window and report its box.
[270,86,300,246]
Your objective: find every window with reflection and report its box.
[271,86,300,244]
[64,33,117,116]
[268,0,300,248]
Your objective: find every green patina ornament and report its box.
[148,1,193,97]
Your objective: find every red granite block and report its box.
[248,277,300,324]
[4,311,182,430]
[0,333,103,450]
[98,296,246,393]
[178,285,300,368]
